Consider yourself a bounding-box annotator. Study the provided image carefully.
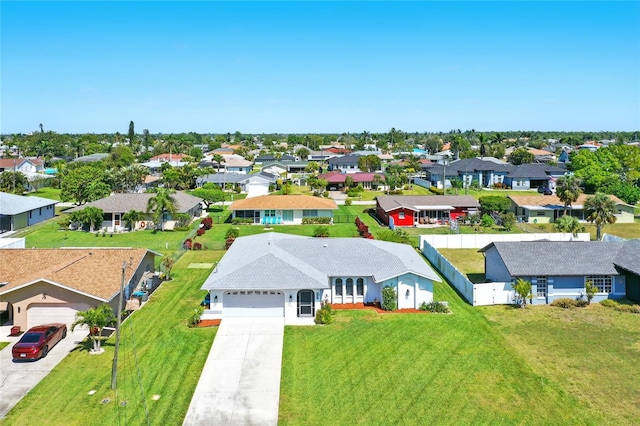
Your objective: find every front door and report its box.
[297,290,315,317]
[283,210,293,223]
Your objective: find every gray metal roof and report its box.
[0,192,58,215]
[480,241,629,276]
[202,232,441,291]
[66,192,202,214]
[377,195,480,212]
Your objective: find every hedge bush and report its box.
[232,218,253,225]
[315,302,333,324]
[550,298,578,308]
[429,186,444,195]
[382,286,397,311]
[419,301,450,313]
[600,299,618,308]
[313,226,330,237]
[302,217,332,225]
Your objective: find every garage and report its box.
[223,290,284,317]
[27,303,91,329]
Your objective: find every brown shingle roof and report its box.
[228,195,338,211]
[0,248,154,300]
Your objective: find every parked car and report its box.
[537,186,553,195]
[12,323,67,361]
[200,293,211,307]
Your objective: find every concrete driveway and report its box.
[183,317,284,426]
[0,326,87,419]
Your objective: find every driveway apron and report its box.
[183,317,284,426]
[0,328,87,418]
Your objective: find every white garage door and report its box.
[27,303,91,329]
[223,291,284,317]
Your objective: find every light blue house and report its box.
[0,192,58,233]
[480,241,640,305]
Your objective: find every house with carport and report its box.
[479,240,640,305]
[200,232,441,321]
[319,171,385,190]
[376,195,480,226]
[0,248,159,331]
[0,192,58,233]
[228,195,337,225]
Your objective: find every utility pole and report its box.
[111,260,126,389]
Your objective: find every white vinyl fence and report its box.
[420,233,590,249]
[420,233,590,306]
[473,282,515,306]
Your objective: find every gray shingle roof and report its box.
[377,195,479,212]
[0,192,58,215]
[480,241,629,276]
[613,240,640,275]
[202,232,441,291]
[506,163,566,179]
[66,192,202,214]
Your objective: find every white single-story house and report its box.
[0,192,58,233]
[66,192,203,231]
[201,233,442,321]
[228,195,338,225]
[509,194,634,224]
[0,248,159,330]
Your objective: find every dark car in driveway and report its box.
[12,323,67,361]
[537,186,553,195]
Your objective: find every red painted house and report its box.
[376,195,480,226]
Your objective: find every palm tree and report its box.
[212,154,225,172]
[554,215,585,237]
[584,193,617,240]
[146,188,178,231]
[71,303,116,353]
[556,175,582,216]
[477,133,488,158]
[83,206,104,232]
[511,278,533,308]
[122,209,145,231]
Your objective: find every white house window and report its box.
[399,212,405,219]
[264,210,276,217]
[346,278,354,296]
[356,278,364,296]
[586,276,612,293]
[536,276,547,298]
[303,210,318,217]
[335,278,343,296]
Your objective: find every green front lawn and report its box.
[0,342,9,351]
[280,281,640,424]
[2,250,220,426]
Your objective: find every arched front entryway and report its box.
[297,290,315,317]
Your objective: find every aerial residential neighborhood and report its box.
[1,1,639,425]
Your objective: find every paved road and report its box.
[0,327,87,419]
[183,317,284,426]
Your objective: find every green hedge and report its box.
[302,217,332,225]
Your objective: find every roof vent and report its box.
[323,244,328,248]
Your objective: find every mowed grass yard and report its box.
[280,280,640,425]
[1,249,220,426]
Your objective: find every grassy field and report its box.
[280,280,640,425]
[0,342,9,351]
[1,249,220,426]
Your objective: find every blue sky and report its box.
[2,1,639,134]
